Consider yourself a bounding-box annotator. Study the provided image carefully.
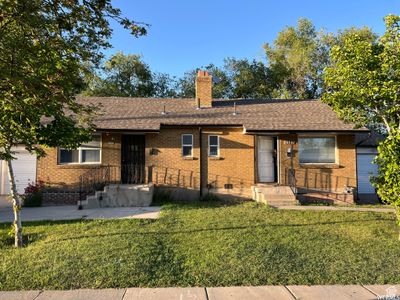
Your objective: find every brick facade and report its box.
[36,129,357,203]
[278,134,357,192]
[195,71,212,108]
[37,133,121,188]
[146,127,255,196]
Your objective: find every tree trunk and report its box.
[6,159,23,247]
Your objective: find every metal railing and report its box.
[78,165,111,209]
[78,164,153,209]
[284,167,356,194]
[151,165,254,191]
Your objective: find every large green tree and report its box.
[176,64,232,99]
[323,15,400,232]
[84,52,155,97]
[176,59,271,99]
[0,0,146,247]
[264,18,328,99]
[224,58,271,99]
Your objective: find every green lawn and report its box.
[0,200,399,290]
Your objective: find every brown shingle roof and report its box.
[77,97,368,132]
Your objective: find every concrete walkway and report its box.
[0,285,399,300]
[0,202,161,223]
[274,204,395,213]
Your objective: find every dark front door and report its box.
[121,135,145,184]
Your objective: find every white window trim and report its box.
[58,134,102,165]
[298,135,338,165]
[208,135,220,157]
[181,134,193,157]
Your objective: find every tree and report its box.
[84,52,154,97]
[264,18,330,99]
[176,60,271,99]
[152,72,178,98]
[323,15,400,232]
[176,64,232,99]
[224,58,271,99]
[0,0,146,247]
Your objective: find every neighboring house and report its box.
[0,146,37,195]
[355,130,385,203]
[36,71,368,206]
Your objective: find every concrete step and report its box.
[82,184,154,209]
[252,185,296,205]
[265,195,297,201]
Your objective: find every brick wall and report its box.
[195,71,212,108]
[278,134,357,193]
[146,127,255,195]
[37,129,358,203]
[37,132,121,187]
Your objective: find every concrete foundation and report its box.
[83,184,154,209]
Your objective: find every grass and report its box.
[0,199,400,290]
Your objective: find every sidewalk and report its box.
[1,285,399,300]
[274,205,395,213]
[0,204,161,223]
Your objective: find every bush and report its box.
[22,181,45,207]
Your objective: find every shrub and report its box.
[22,181,45,207]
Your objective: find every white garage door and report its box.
[0,147,37,195]
[357,148,378,194]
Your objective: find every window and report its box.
[299,137,336,164]
[208,135,220,157]
[59,134,101,164]
[181,134,193,157]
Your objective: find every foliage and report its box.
[0,0,146,246]
[264,18,328,99]
[22,181,45,207]
[322,15,400,231]
[84,52,155,97]
[264,19,376,99]
[225,58,272,99]
[176,60,270,99]
[0,201,399,289]
[176,64,232,99]
[373,129,400,223]
[323,15,400,131]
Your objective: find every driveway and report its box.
[0,195,11,208]
[0,204,161,223]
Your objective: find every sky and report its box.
[107,0,399,77]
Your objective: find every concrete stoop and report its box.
[82,184,154,209]
[252,185,298,206]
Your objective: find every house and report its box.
[35,70,368,206]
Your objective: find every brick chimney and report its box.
[195,70,212,108]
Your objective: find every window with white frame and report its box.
[59,134,101,164]
[181,134,193,157]
[298,137,336,164]
[208,135,220,157]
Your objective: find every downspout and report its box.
[199,126,203,199]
